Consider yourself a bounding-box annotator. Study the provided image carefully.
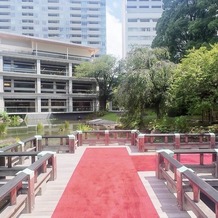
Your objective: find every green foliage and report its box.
[59,121,70,133]
[75,55,122,110]
[167,44,218,118]
[152,0,218,62]
[9,115,21,127]
[0,111,10,122]
[37,122,44,135]
[148,116,190,133]
[64,121,70,130]
[116,47,175,128]
[99,112,119,122]
[0,123,7,136]
[95,110,107,117]
[77,124,93,131]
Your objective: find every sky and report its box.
[106,0,122,59]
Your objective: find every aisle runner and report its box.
[52,148,159,218]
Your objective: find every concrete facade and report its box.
[0,0,106,56]
[122,0,163,57]
[0,32,99,115]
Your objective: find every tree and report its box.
[75,55,121,111]
[152,0,218,62]
[167,44,218,122]
[116,47,175,128]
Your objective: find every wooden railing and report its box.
[82,130,132,146]
[0,131,216,154]
[156,149,218,217]
[0,151,56,217]
[135,133,216,152]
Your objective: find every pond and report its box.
[1,119,86,141]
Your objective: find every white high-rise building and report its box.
[122,0,163,57]
[0,0,106,56]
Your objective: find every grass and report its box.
[99,112,120,122]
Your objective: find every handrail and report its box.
[0,172,27,201]
[0,131,217,154]
[157,149,218,217]
[0,151,56,216]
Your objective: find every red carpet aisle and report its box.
[52,148,159,218]
[131,155,156,171]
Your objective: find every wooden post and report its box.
[131,130,137,146]
[105,130,109,146]
[175,133,180,149]
[138,134,145,152]
[215,203,218,218]
[210,133,216,148]
[192,184,200,202]
[10,188,17,205]
[77,131,83,146]
[156,152,164,179]
[50,153,57,181]
[214,150,218,178]
[23,169,35,213]
[35,135,42,151]
[18,141,25,164]
[200,153,204,165]
[68,135,75,153]
[176,166,188,210]
[60,137,63,146]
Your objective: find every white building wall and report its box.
[122,0,163,57]
[0,0,106,56]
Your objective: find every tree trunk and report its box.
[99,97,107,111]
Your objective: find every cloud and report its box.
[106,9,122,59]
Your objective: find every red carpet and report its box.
[131,155,156,171]
[176,154,212,164]
[52,148,159,218]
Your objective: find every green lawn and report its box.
[100,112,120,122]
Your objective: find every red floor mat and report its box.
[52,148,159,218]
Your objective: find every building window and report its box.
[140,18,150,22]
[0,19,10,22]
[22,6,33,9]
[22,13,34,16]
[5,99,35,113]
[151,5,162,8]
[88,28,99,31]
[22,19,34,23]
[0,26,10,29]
[48,0,59,2]
[70,14,81,17]
[48,20,59,23]
[70,7,80,10]
[48,27,59,30]
[22,26,34,30]
[0,5,10,8]
[128,19,137,22]
[70,21,81,24]
[48,6,59,10]
[89,21,99,24]
[0,12,10,15]
[48,13,59,17]
[127,6,137,8]
[48,34,60,37]
[89,41,99,44]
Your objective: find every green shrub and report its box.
[37,122,44,134]
[77,123,93,131]
[0,123,7,136]
[0,111,10,122]
[59,121,70,133]
[9,115,21,127]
